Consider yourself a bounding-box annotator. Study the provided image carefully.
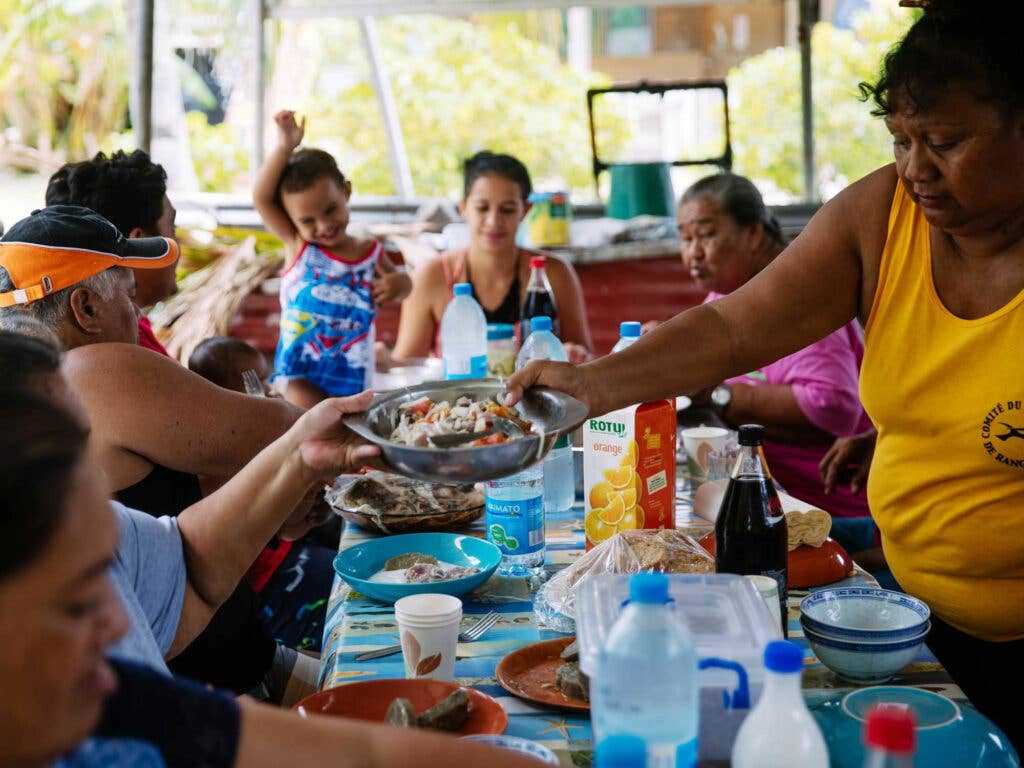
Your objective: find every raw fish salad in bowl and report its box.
[390,395,533,448]
[371,552,481,585]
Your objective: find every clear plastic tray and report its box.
[576,573,783,762]
[575,573,779,686]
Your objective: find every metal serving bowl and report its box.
[343,379,588,484]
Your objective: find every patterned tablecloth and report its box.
[319,468,962,766]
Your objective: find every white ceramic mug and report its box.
[394,593,463,682]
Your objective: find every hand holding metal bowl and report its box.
[343,379,587,484]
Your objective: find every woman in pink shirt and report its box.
[676,173,879,559]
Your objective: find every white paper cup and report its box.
[394,594,462,681]
[681,426,731,484]
[745,574,783,633]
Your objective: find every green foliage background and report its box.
[0,3,915,202]
[729,6,914,198]
[0,0,129,159]
[291,15,623,198]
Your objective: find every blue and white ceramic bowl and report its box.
[460,735,560,765]
[333,532,501,604]
[803,623,929,684]
[811,687,1019,768]
[800,588,930,642]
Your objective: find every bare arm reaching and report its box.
[508,166,895,415]
[169,393,378,656]
[253,110,305,252]
[235,697,541,768]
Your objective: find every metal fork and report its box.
[354,610,500,662]
[241,369,266,397]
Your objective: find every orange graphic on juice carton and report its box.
[582,399,676,550]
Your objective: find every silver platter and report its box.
[343,378,587,484]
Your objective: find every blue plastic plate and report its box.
[333,532,501,604]
[811,687,1019,768]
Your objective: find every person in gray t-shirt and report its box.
[107,503,186,672]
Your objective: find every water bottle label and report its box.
[445,354,487,380]
[486,494,544,555]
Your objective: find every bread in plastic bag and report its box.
[536,529,714,630]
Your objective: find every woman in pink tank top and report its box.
[673,174,879,560]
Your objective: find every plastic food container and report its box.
[486,324,517,378]
[576,573,782,763]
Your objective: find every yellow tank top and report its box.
[861,182,1024,642]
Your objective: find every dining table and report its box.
[317,431,965,766]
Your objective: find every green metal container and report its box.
[606,162,675,220]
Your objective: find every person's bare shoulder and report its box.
[413,252,450,292]
[62,343,182,410]
[817,163,898,321]
[353,236,382,259]
[823,164,897,255]
[63,341,177,377]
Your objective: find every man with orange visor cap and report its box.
[0,206,177,349]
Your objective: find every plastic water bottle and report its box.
[731,640,828,768]
[485,462,545,576]
[592,572,699,768]
[517,316,574,514]
[611,321,641,353]
[597,734,647,768]
[862,706,916,768]
[441,283,487,379]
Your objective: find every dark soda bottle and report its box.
[521,255,558,340]
[715,424,789,631]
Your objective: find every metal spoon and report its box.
[426,416,524,449]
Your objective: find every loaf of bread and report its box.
[785,508,832,551]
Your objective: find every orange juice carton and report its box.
[583,399,676,550]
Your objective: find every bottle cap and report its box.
[487,323,514,340]
[453,282,472,297]
[764,640,803,673]
[629,572,669,604]
[596,734,646,768]
[864,706,916,754]
[529,256,547,269]
[619,321,641,338]
[737,424,765,446]
[530,316,552,332]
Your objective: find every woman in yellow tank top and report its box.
[510,0,1024,750]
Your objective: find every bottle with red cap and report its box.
[521,255,558,340]
[863,706,916,768]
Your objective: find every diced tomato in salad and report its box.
[470,432,509,446]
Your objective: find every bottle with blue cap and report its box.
[596,734,647,768]
[517,315,575,515]
[731,640,828,768]
[592,572,699,767]
[441,283,487,379]
[611,321,642,353]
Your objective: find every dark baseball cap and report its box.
[0,205,178,308]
